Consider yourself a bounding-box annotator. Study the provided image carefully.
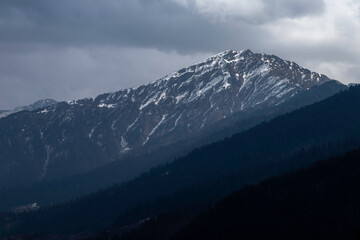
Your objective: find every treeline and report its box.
[171,146,360,240]
[90,142,360,240]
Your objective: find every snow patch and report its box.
[67,100,76,105]
[121,136,130,151]
[222,75,231,89]
[98,103,115,108]
[175,92,188,104]
[169,112,183,132]
[88,128,95,139]
[38,109,49,114]
[139,93,159,110]
[127,116,139,132]
[41,145,51,179]
[155,92,167,105]
[143,115,167,145]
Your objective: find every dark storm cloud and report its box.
[0,0,226,52]
[0,0,325,52]
[0,46,211,109]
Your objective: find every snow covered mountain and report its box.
[0,49,346,187]
[0,99,57,118]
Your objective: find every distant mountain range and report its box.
[0,99,57,119]
[0,49,346,188]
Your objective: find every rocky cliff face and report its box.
[0,49,345,187]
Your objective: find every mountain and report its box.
[0,81,345,211]
[170,147,360,240]
[3,86,360,237]
[0,49,345,187]
[0,99,57,119]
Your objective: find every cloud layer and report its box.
[0,0,359,109]
[172,0,324,23]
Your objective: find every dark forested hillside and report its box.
[171,147,360,240]
[2,86,360,237]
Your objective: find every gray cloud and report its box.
[263,0,325,18]
[0,46,210,109]
[0,0,324,52]
[0,0,222,51]
[177,0,325,24]
[0,0,359,109]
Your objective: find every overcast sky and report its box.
[0,0,359,109]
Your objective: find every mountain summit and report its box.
[87,49,336,145]
[0,49,345,186]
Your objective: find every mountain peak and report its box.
[87,49,341,149]
[207,49,254,62]
[218,49,253,55]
